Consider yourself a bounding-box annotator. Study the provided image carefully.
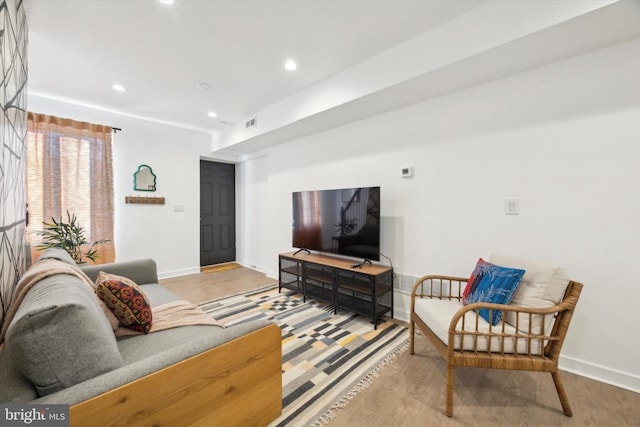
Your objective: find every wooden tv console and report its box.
[278,252,394,329]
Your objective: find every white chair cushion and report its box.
[414,298,543,355]
[489,253,570,336]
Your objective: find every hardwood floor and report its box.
[161,267,640,426]
[160,265,276,303]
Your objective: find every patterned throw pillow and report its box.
[462,258,525,325]
[95,272,153,333]
[462,257,486,301]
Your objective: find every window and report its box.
[26,112,115,263]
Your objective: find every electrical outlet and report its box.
[504,199,519,215]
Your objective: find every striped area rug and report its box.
[198,285,408,426]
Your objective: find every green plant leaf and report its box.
[36,210,109,264]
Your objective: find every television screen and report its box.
[292,186,381,261]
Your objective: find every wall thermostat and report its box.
[401,166,413,178]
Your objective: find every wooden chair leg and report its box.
[446,363,454,417]
[551,371,573,417]
[409,320,415,354]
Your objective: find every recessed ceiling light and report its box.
[159,0,174,4]
[207,111,217,118]
[112,84,125,92]
[284,60,297,71]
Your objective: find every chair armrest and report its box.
[446,301,568,356]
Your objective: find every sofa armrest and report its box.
[33,319,273,407]
[81,259,158,285]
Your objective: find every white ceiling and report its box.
[25,0,483,133]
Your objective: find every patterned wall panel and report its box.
[0,0,28,328]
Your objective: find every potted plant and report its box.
[36,211,109,264]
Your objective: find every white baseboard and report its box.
[160,262,275,281]
[235,260,276,279]
[390,289,640,395]
[158,266,200,279]
[392,288,411,323]
[559,354,640,394]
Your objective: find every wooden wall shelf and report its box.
[125,196,165,205]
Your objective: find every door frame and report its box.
[199,159,236,266]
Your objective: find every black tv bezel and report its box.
[291,186,381,261]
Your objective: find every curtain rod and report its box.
[112,127,122,133]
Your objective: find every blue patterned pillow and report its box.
[463,259,525,325]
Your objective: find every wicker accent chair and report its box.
[409,254,583,417]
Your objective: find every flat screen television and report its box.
[292,186,381,261]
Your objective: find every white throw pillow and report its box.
[489,253,570,336]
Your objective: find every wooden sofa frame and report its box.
[410,275,583,417]
[70,323,282,427]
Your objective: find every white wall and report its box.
[236,38,640,392]
[27,34,640,393]
[236,153,271,272]
[27,95,213,277]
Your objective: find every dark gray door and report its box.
[200,160,236,266]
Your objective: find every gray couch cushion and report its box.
[82,259,159,285]
[4,273,124,397]
[117,321,270,365]
[0,347,37,403]
[33,319,273,406]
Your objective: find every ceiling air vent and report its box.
[245,117,257,129]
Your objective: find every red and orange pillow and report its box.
[95,272,153,333]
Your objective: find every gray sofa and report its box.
[0,249,282,426]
